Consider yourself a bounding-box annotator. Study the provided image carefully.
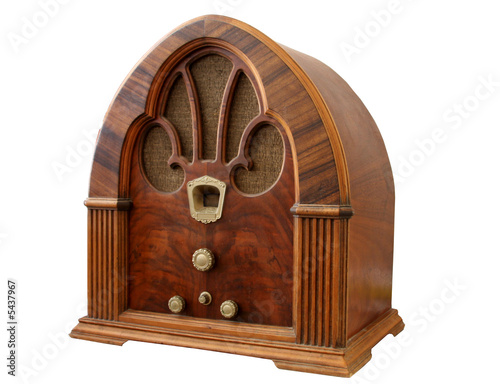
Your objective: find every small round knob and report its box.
[192,248,215,272]
[220,300,238,319]
[198,291,212,305]
[168,295,185,313]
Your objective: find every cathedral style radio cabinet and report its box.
[70,15,404,377]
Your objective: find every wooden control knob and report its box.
[220,300,238,319]
[168,295,185,313]
[192,248,215,272]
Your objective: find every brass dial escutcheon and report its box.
[220,300,238,319]
[192,248,215,272]
[168,295,185,313]
[198,291,212,305]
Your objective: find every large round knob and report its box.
[220,300,238,319]
[168,295,185,313]
[192,248,215,272]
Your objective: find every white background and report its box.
[1,1,499,383]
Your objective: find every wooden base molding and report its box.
[69,331,128,346]
[70,309,403,377]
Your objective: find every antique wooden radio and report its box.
[70,15,404,377]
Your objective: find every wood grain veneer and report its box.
[71,15,404,377]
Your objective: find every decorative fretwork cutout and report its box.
[141,48,285,196]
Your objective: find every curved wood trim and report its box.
[184,15,350,204]
[217,66,240,165]
[225,113,278,172]
[90,17,341,204]
[118,114,154,197]
[120,40,289,199]
[180,67,201,163]
[265,108,299,202]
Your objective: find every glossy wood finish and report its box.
[85,199,129,320]
[122,44,295,326]
[282,46,397,338]
[71,15,404,377]
[127,121,295,326]
[88,18,341,204]
[295,217,338,346]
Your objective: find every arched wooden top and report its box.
[89,15,393,209]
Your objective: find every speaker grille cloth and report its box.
[190,54,233,160]
[234,124,284,194]
[142,126,184,192]
[164,75,193,162]
[141,52,284,195]
[226,72,259,162]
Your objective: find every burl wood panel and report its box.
[127,124,295,326]
[126,44,295,327]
